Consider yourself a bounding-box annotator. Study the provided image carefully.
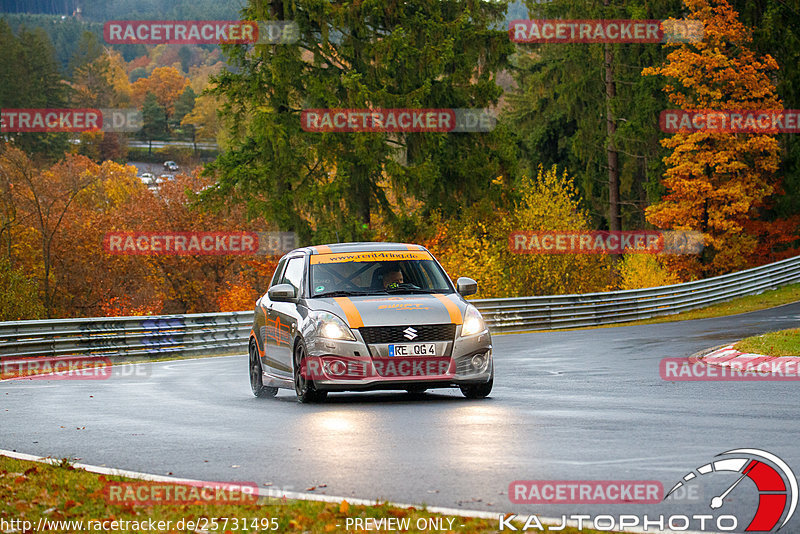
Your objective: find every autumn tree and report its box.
[426,165,614,298]
[72,49,132,107]
[131,66,190,128]
[0,259,45,320]
[643,0,783,277]
[0,149,101,316]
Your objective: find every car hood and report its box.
[306,293,467,328]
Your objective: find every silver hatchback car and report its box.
[248,242,493,402]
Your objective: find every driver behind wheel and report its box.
[381,263,404,290]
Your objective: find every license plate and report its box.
[388,343,436,357]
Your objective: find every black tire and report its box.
[249,340,278,398]
[293,339,327,403]
[459,370,493,399]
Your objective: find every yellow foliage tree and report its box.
[426,165,615,298]
[617,254,681,290]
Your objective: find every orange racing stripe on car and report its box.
[333,297,364,329]
[313,245,333,253]
[433,294,463,325]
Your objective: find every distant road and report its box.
[127,140,218,150]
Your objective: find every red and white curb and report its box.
[691,344,800,373]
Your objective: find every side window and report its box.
[281,257,305,295]
[270,258,288,288]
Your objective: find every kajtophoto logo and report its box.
[500,449,797,531]
[666,449,798,532]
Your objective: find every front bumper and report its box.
[304,328,492,391]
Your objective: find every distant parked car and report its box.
[139,172,155,185]
[160,174,175,182]
[163,161,179,172]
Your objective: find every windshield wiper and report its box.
[385,288,442,294]
[313,290,376,298]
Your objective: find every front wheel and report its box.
[293,339,327,403]
[249,340,277,398]
[459,370,493,399]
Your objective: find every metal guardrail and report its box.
[0,313,252,360]
[1,255,799,359]
[478,254,800,332]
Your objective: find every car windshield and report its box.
[309,251,454,297]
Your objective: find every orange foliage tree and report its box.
[642,0,784,278]
[131,66,190,119]
[0,146,281,319]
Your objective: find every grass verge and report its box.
[0,455,614,533]
[734,328,800,357]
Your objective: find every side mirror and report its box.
[268,283,297,302]
[456,277,478,297]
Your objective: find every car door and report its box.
[259,257,286,375]
[268,255,306,374]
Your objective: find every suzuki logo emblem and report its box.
[403,327,418,340]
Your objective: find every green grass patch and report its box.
[734,328,800,357]
[0,455,614,533]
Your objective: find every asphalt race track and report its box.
[3,302,800,532]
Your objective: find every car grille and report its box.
[359,324,456,344]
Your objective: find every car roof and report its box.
[288,242,429,257]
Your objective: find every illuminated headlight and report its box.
[312,311,356,341]
[460,305,487,337]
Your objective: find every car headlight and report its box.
[311,311,356,341]
[461,305,487,337]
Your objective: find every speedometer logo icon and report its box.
[665,449,798,531]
